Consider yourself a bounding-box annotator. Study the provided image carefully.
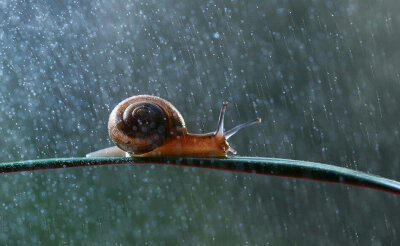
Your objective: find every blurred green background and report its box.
[1,0,400,244]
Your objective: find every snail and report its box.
[87,95,261,158]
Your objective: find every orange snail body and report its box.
[87,95,261,158]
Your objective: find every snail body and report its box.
[87,95,261,158]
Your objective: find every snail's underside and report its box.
[87,133,231,158]
[86,146,127,157]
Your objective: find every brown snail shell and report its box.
[108,95,186,154]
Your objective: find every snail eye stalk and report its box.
[215,102,229,137]
[214,101,261,139]
[224,118,262,139]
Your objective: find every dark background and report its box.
[1,0,399,244]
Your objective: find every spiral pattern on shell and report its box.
[108,95,186,154]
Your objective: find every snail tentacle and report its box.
[224,118,262,139]
[215,102,228,137]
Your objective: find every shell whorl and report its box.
[108,95,186,154]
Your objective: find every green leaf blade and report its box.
[1,157,399,195]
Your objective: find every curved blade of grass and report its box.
[0,157,399,195]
